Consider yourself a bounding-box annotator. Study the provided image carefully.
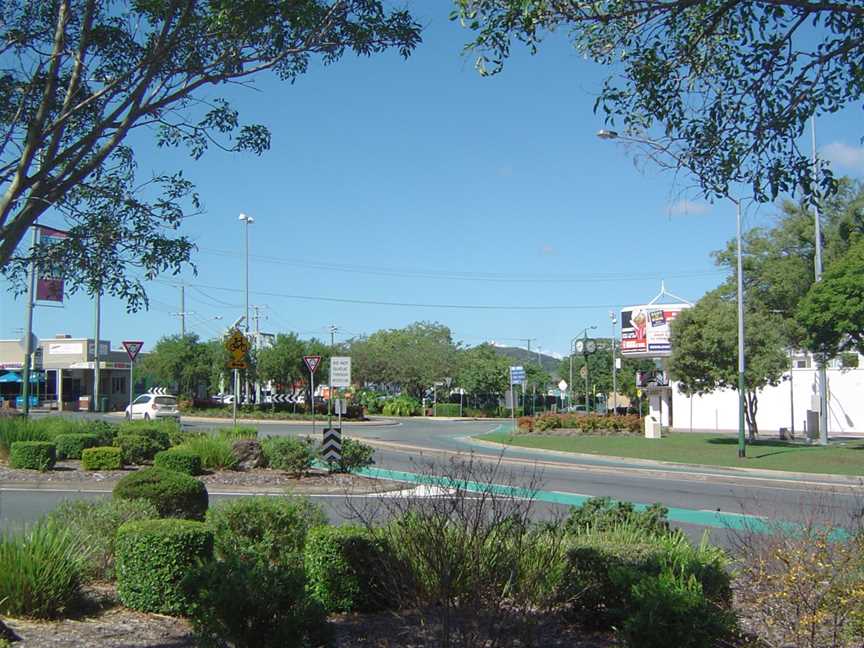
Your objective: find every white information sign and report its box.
[330,356,352,388]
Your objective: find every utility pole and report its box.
[811,117,829,446]
[327,325,337,429]
[93,290,101,412]
[610,311,618,415]
[21,225,38,417]
[171,284,196,337]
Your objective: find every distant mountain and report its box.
[490,346,562,378]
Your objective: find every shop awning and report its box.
[0,371,44,383]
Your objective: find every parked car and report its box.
[125,394,180,421]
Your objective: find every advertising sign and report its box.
[620,303,690,357]
[35,227,68,302]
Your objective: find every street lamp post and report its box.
[569,326,596,408]
[239,213,254,404]
[598,129,747,457]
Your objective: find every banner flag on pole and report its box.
[35,227,68,303]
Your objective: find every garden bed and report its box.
[0,459,397,492]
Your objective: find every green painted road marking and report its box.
[355,465,770,532]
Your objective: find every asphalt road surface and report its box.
[2,414,861,542]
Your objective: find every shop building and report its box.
[0,334,138,411]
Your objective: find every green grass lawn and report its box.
[479,431,864,476]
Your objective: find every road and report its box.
[2,414,861,539]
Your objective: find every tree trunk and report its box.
[745,390,759,441]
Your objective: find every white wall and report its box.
[671,368,864,434]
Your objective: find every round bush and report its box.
[114,466,208,520]
[304,525,391,613]
[207,496,326,566]
[81,446,124,471]
[9,441,56,471]
[261,436,314,474]
[118,425,171,451]
[115,518,213,615]
[154,448,202,476]
[88,420,119,445]
[55,433,100,460]
[114,433,160,464]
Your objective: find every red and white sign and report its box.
[36,227,68,302]
[303,355,321,373]
[122,340,144,362]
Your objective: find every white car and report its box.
[125,394,180,421]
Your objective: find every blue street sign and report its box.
[509,365,526,383]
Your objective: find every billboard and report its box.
[620,303,690,358]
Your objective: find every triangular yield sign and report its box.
[303,355,321,373]
[123,340,144,361]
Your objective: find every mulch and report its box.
[3,585,618,648]
[0,461,399,494]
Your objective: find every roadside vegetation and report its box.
[484,422,864,476]
[1,453,862,647]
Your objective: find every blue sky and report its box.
[2,6,863,357]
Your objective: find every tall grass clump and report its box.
[0,523,87,618]
[176,434,238,471]
[45,498,159,581]
[32,416,90,440]
[218,426,258,442]
[0,417,46,460]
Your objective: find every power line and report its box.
[197,247,722,284]
[152,279,622,311]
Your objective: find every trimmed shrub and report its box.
[564,497,672,537]
[114,466,209,520]
[534,414,562,431]
[433,403,462,417]
[45,498,159,581]
[207,496,326,567]
[175,434,237,471]
[81,446,123,470]
[154,448,203,476]
[115,518,213,615]
[262,436,315,474]
[381,395,420,417]
[0,522,86,618]
[114,433,160,464]
[622,568,738,648]
[305,525,391,613]
[0,417,47,460]
[517,416,534,432]
[332,437,375,473]
[55,433,100,460]
[88,420,119,446]
[183,558,329,648]
[9,441,56,471]
[561,528,731,629]
[118,421,174,450]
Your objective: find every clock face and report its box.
[575,340,584,354]
[586,340,597,354]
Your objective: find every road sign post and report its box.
[224,329,251,427]
[322,427,342,469]
[304,355,321,436]
[509,366,525,431]
[122,341,143,419]
[330,357,351,430]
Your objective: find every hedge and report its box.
[115,518,213,615]
[81,446,123,471]
[114,433,161,465]
[113,466,208,520]
[154,448,202,476]
[433,403,462,417]
[9,441,56,471]
[55,433,100,460]
[304,525,391,613]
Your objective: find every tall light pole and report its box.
[598,129,747,457]
[239,213,254,403]
[610,311,618,415]
[811,118,829,446]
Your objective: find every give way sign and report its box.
[123,340,144,362]
[303,355,321,373]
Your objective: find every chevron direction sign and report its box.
[322,427,342,464]
[271,394,292,403]
[149,387,170,395]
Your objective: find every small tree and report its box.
[141,334,212,398]
[668,291,788,439]
[798,237,864,360]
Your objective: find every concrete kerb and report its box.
[466,428,864,487]
[104,411,400,427]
